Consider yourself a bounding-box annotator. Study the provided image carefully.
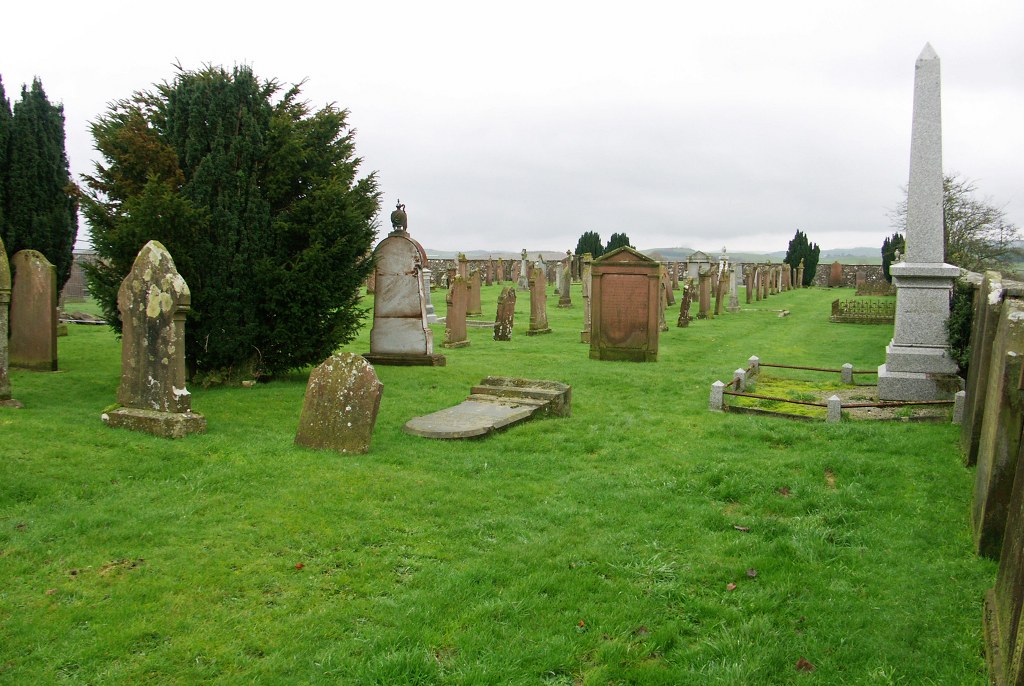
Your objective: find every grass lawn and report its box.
[1,284,995,684]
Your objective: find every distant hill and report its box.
[424,249,567,261]
[641,246,883,265]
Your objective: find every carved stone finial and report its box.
[390,200,408,231]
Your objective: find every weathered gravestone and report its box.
[102,241,206,438]
[443,276,470,348]
[580,253,593,343]
[485,258,494,286]
[421,268,438,323]
[294,353,383,454]
[797,260,805,289]
[589,246,660,362]
[517,249,529,290]
[677,279,693,327]
[493,287,516,341]
[558,254,572,308]
[663,265,675,307]
[467,268,482,316]
[9,250,58,371]
[697,268,712,319]
[526,264,552,336]
[878,44,962,400]
[984,435,1024,686]
[364,215,445,366]
[829,261,843,287]
[497,257,505,283]
[0,237,22,407]
[972,296,1024,559]
[961,272,1009,467]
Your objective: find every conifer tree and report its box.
[2,78,78,288]
[783,230,820,286]
[0,78,10,243]
[82,65,379,382]
[881,232,905,282]
[575,230,603,258]
[605,232,632,253]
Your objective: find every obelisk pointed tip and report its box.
[918,43,938,61]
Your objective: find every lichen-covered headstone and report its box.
[467,268,482,316]
[102,241,206,438]
[295,353,383,454]
[580,253,593,343]
[697,268,712,319]
[9,250,57,371]
[0,237,22,407]
[493,287,516,341]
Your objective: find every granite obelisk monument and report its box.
[877,44,962,400]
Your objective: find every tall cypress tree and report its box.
[82,65,379,382]
[881,232,905,282]
[0,78,11,245]
[784,229,820,286]
[605,232,632,252]
[575,230,603,258]
[3,78,78,288]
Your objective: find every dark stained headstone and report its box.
[972,297,1024,559]
[497,258,506,283]
[493,287,516,341]
[558,256,572,308]
[294,353,383,454]
[0,237,20,407]
[485,258,494,287]
[745,267,753,304]
[589,246,659,362]
[526,264,552,336]
[663,266,675,306]
[962,273,1003,467]
[677,279,693,327]
[829,261,843,287]
[984,433,1024,686]
[443,276,470,348]
[102,241,206,438]
[9,250,57,372]
[697,268,712,319]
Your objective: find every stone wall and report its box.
[811,263,887,289]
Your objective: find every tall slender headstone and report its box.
[558,253,573,308]
[517,249,530,290]
[443,276,470,348]
[878,44,962,400]
[580,253,593,343]
[697,268,712,319]
[0,237,21,407]
[102,241,206,438]
[526,263,552,336]
[9,250,58,371]
[365,204,446,366]
[467,268,482,316]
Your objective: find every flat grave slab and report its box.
[404,376,570,439]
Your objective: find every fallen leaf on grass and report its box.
[45,588,57,596]
[824,470,836,490]
[746,568,758,578]
[778,486,792,497]
[795,657,816,672]
[294,563,305,570]
[726,583,737,591]
[633,626,650,636]
[733,525,751,532]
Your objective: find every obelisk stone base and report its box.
[102,407,207,439]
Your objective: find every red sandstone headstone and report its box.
[590,247,659,361]
[829,261,843,287]
[0,236,19,406]
[467,268,482,316]
[443,276,470,348]
[9,250,57,371]
[526,264,552,336]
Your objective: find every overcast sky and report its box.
[3,1,1022,255]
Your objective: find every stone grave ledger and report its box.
[878,44,961,401]
[295,353,383,454]
[365,228,445,366]
[102,241,206,438]
[9,250,58,372]
[590,247,660,362]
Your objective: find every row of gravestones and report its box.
[958,272,1024,684]
[0,239,61,409]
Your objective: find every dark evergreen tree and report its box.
[575,230,603,258]
[783,229,820,286]
[605,232,632,253]
[881,232,905,282]
[0,78,10,246]
[2,78,77,287]
[82,65,380,382]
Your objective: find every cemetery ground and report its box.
[1,285,994,684]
